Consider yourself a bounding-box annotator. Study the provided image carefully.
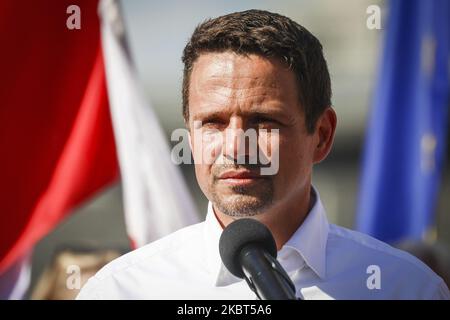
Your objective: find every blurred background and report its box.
[0,0,448,299]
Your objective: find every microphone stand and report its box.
[239,244,299,300]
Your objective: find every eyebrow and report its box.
[191,107,288,121]
[192,110,226,121]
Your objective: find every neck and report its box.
[214,185,313,250]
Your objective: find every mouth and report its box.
[217,170,267,186]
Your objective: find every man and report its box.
[77,10,450,299]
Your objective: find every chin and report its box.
[213,193,272,217]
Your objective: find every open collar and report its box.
[203,186,329,286]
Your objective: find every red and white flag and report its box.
[99,0,199,248]
[0,0,199,299]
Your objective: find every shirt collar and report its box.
[281,187,329,279]
[203,186,329,286]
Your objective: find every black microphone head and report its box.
[219,218,277,278]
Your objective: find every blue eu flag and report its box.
[356,0,450,243]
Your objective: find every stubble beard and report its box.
[210,178,274,217]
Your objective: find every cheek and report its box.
[191,129,223,166]
[191,130,223,194]
[276,134,315,182]
[258,130,279,161]
[194,162,209,191]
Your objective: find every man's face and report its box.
[188,52,320,218]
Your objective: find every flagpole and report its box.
[99,0,133,65]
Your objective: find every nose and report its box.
[223,117,257,163]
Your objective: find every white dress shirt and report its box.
[77,188,450,300]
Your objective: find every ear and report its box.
[313,107,337,164]
[188,130,193,151]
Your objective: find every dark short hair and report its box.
[182,9,332,133]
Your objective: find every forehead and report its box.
[188,52,300,117]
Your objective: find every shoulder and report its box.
[327,223,436,277]
[326,224,449,299]
[76,221,205,299]
[95,221,204,280]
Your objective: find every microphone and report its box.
[219,218,298,300]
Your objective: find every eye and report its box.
[201,117,227,128]
[251,116,282,127]
[255,116,274,123]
